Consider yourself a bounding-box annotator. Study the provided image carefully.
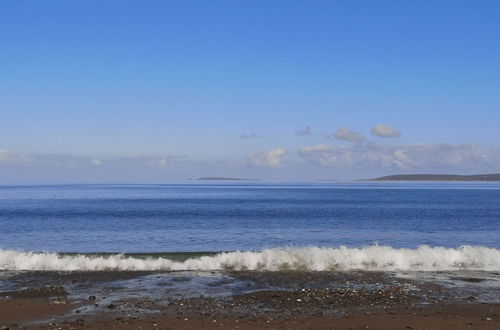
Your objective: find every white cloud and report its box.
[333,126,365,143]
[0,150,184,169]
[298,144,353,167]
[299,143,491,170]
[294,126,314,136]
[371,124,401,138]
[0,149,11,161]
[0,149,33,163]
[246,148,285,168]
[118,155,186,168]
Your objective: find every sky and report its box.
[1,0,499,183]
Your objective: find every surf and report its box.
[1,245,500,272]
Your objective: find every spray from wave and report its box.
[1,245,500,272]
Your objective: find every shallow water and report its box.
[3,269,500,307]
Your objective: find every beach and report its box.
[1,270,500,329]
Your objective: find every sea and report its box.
[1,182,500,273]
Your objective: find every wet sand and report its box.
[0,299,80,327]
[1,271,499,329]
[1,294,499,329]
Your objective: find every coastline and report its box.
[367,173,500,182]
[3,299,499,329]
[1,270,499,329]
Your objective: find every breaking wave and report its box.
[1,245,500,272]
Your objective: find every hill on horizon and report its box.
[369,174,500,181]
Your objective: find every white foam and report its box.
[1,245,500,272]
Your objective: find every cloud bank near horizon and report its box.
[298,142,494,171]
[0,149,188,169]
[1,141,499,180]
[2,121,499,182]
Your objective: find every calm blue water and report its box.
[1,183,500,253]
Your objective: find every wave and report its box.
[1,245,500,272]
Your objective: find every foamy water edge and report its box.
[1,245,500,272]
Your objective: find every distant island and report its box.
[369,174,500,181]
[195,177,258,181]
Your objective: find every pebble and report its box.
[52,300,66,305]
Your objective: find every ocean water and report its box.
[1,182,500,272]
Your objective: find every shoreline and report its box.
[3,299,499,329]
[1,270,499,329]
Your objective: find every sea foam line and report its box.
[1,245,500,272]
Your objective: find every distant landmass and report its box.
[195,177,258,181]
[369,174,500,181]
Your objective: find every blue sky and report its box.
[1,0,499,182]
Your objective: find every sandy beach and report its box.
[2,298,500,329]
[1,270,499,329]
